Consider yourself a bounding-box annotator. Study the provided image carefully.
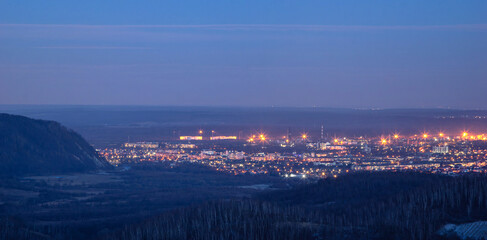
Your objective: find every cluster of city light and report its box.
[107,127,487,178]
[228,129,487,144]
[104,136,487,179]
[398,131,480,141]
[248,132,311,143]
[378,131,487,145]
[248,134,268,142]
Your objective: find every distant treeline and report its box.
[4,106,487,146]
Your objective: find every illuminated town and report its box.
[98,128,487,179]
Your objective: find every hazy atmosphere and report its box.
[2,2,487,240]
[1,1,486,108]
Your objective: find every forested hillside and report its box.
[111,173,487,240]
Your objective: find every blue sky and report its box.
[1,1,486,108]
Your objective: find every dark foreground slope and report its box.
[111,173,487,240]
[0,164,289,240]
[0,113,111,175]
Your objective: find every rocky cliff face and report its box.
[0,113,111,175]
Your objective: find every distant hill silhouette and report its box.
[0,113,111,175]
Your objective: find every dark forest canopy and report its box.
[110,173,487,240]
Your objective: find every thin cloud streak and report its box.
[1,23,487,31]
[36,46,152,50]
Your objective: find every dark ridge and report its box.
[0,113,111,176]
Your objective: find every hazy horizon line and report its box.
[1,104,486,111]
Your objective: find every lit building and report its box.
[433,146,449,154]
[124,142,159,148]
[180,136,203,140]
[210,136,237,140]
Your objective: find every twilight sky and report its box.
[1,1,486,108]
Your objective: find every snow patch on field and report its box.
[438,221,487,240]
